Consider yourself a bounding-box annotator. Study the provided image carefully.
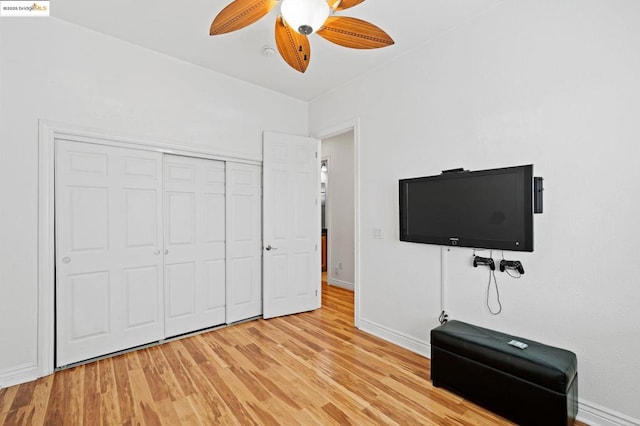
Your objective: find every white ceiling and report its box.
[51,0,504,101]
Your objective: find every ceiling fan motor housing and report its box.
[298,25,313,35]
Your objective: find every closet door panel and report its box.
[226,163,262,324]
[166,192,196,245]
[56,140,164,367]
[164,156,226,336]
[124,189,159,248]
[205,259,226,310]
[68,271,110,340]
[124,265,161,329]
[166,261,197,319]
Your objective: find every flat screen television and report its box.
[399,165,534,251]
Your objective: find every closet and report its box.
[54,139,261,367]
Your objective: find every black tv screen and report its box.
[399,165,534,251]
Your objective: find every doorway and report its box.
[321,158,329,283]
[319,130,355,293]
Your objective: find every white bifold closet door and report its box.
[56,141,260,367]
[55,140,165,367]
[163,155,226,337]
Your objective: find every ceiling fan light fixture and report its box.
[280,0,330,35]
[210,0,394,73]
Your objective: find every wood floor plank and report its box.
[112,354,137,423]
[0,385,18,414]
[226,365,270,402]
[97,359,122,425]
[322,401,354,425]
[271,351,393,423]
[159,343,197,398]
[0,282,588,426]
[195,361,258,425]
[128,368,163,425]
[291,407,325,425]
[171,397,201,425]
[8,379,35,412]
[195,332,236,369]
[245,400,281,425]
[79,362,100,424]
[250,369,306,410]
[183,393,220,424]
[41,367,66,424]
[27,375,53,426]
[170,343,224,420]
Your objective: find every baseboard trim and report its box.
[327,278,354,291]
[357,318,431,358]
[576,399,640,426]
[0,363,39,389]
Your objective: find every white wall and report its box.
[310,1,640,423]
[321,131,355,290]
[0,18,307,384]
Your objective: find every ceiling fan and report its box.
[210,0,395,73]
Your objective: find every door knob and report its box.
[154,249,161,255]
[163,249,169,255]
[62,257,71,264]
[265,245,277,251]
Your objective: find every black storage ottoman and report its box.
[431,320,578,426]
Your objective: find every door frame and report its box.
[312,119,361,328]
[320,155,330,275]
[37,120,261,378]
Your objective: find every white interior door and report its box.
[263,131,320,319]
[163,155,226,337]
[226,162,262,324]
[55,140,164,367]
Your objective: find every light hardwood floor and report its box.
[0,282,585,425]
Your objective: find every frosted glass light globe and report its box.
[281,0,331,35]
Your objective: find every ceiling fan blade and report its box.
[210,0,278,35]
[274,17,311,73]
[316,16,394,49]
[326,0,366,11]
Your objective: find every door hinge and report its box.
[315,290,318,296]
[315,244,318,251]
[315,152,318,158]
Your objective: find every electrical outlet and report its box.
[373,227,383,239]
